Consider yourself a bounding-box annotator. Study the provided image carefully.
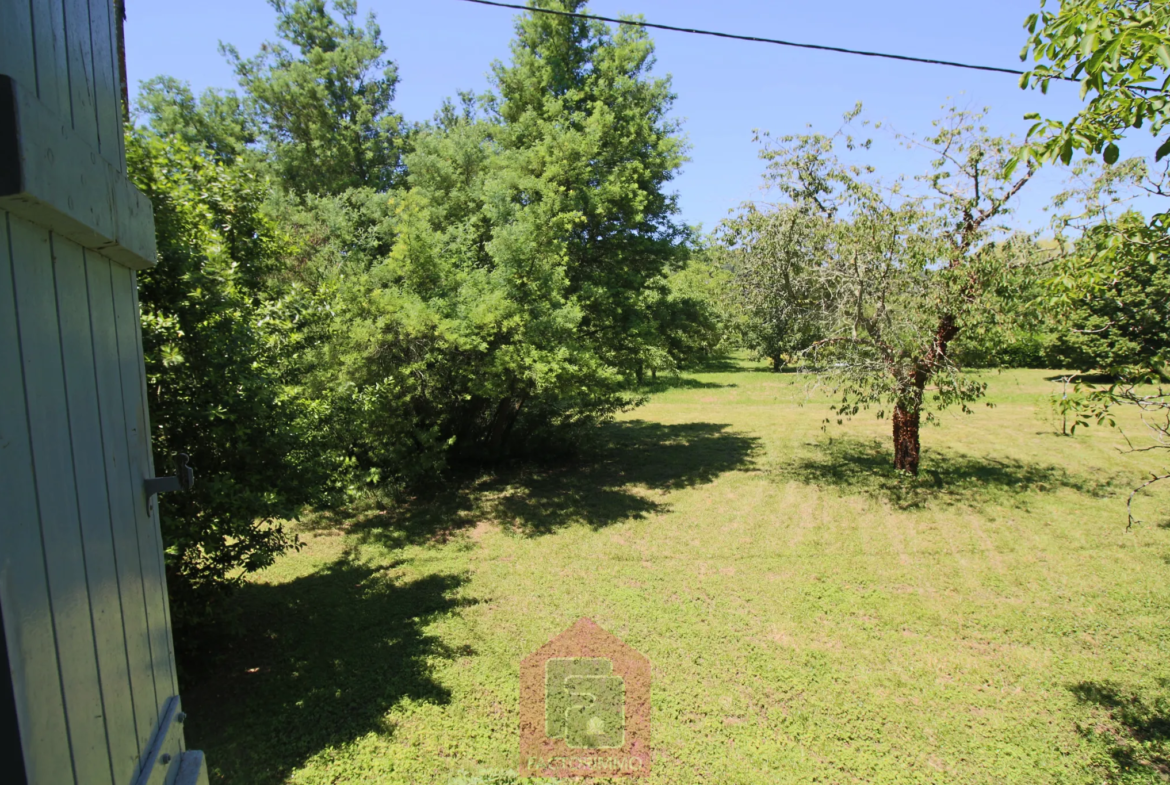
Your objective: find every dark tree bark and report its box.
[487,396,515,457]
[487,394,526,460]
[892,401,921,475]
[894,315,959,475]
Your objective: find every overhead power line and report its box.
[455,0,1077,85]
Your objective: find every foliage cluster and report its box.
[720,107,1036,474]
[1019,0,1170,515]
[130,0,719,635]
[129,0,1170,635]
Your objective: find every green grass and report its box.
[185,358,1170,784]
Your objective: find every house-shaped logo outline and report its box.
[519,618,651,777]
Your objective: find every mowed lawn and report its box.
[186,358,1170,785]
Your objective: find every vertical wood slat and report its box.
[29,0,72,124]
[0,212,75,785]
[56,237,141,784]
[130,271,181,698]
[112,264,177,712]
[88,248,158,770]
[63,0,99,149]
[0,0,37,91]
[9,215,113,784]
[87,0,121,167]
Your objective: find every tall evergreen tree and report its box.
[225,0,404,194]
[489,0,691,378]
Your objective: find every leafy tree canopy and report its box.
[224,0,405,194]
[1018,0,1170,167]
[723,106,1035,474]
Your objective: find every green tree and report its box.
[725,108,1034,475]
[489,0,691,381]
[225,0,404,194]
[722,205,829,370]
[1019,0,1170,374]
[1019,0,1170,519]
[127,129,329,638]
[134,76,255,165]
[280,99,629,476]
[1018,0,1170,167]
[1055,212,1170,377]
[652,248,731,375]
[949,239,1065,370]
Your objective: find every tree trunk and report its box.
[488,395,526,460]
[892,401,921,475]
[772,355,782,372]
[890,313,959,476]
[487,397,514,458]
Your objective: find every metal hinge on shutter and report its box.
[130,695,208,785]
[144,453,194,514]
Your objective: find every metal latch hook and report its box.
[145,452,195,500]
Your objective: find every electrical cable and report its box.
[454,0,1145,92]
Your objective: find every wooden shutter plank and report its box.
[87,249,158,764]
[86,0,121,166]
[63,0,99,149]
[56,236,142,784]
[111,263,177,711]
[0,212,75,785]
[0,0,37,91]
[129,272,180,698]
[29,0,72,122]
[10,215,112,781]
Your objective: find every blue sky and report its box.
[124,0,1128,234]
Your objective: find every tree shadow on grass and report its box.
[784,436,1115,509]
[1044,372,1117,384]
[1070,680,1170,782]
[348,420,759,546]
[490,420,760,535]
[637,375,736,392]
[183,556,473,785]
[693,355,753,373]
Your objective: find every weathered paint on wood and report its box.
[1,5,211,782]
[63,0,99,149]
[2,219,192,783]
[10,215,114,783]
[2,0,125,173]
[0,211,75,785]
[0,75,158,269]
[55,237,143,784]
[86,248,160,771]
[28,0,72,122]
[128,274,180,701]
[86,0,122,166]
[132,696,184,785]
[174,750,210,785]
[0,0,37,91]
[112,263,177,713]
